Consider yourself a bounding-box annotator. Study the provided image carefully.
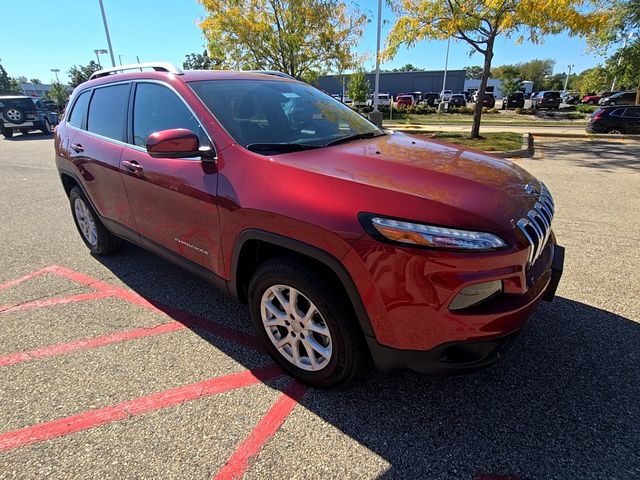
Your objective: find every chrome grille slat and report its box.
[516,184,555,267]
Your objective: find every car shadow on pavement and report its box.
[3,132,53,142]
[539,140,640,172]
[95,243,639,480]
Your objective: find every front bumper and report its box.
[366,243,565,374]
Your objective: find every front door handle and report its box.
[122,160,144,173]
[70,143,84,153]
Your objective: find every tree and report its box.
[67,61,101,88]
[48,81,70,108]
[16,76,28,84]
[347,70,369,109]
[393,63,424,72]
[465,65,484,79]
[386,1,608,138]
[606,39,640,103]
[494,65,521,96]
[573,66,613,94]
[516,59,555,89]
[198,0,366,80]
[183,49,220,70]
[0,59,23,94]
[29,78,42,85]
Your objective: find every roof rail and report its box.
[246,70,296,80]
[89,62,184,80]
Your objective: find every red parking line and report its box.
[0,322,185,367]
[0,365,283,452]
[213,382,308,480]
[0,266,55,291]
[0,290,114,315]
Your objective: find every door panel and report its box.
[68,129,136,229]
[120,150,220,270]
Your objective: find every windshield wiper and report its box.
[324,132,384,147]
[246,143,320,153]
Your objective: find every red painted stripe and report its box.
[0,290,114,315]
[213,382,308,480]
[0,322,185,367]
[0,365,282,452]
[0,266,55,291]
[48,266,261,350]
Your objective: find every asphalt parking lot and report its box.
[0,133,639,479]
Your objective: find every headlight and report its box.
[363,216,507,250]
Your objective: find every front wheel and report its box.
[69,186,122,255]
[248,257,364,388]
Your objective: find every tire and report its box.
[588,100,595,105]
[248,256,365,388]
[3,107,25,124]
[605,128,625,134]
[40,118,51,135]
[1,128,13,138]
[69,186,122,255]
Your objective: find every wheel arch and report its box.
[230,229,375,338]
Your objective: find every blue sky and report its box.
[1,0,606,84]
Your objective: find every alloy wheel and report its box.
[6,108,21,122]
[260,284,333,371]
[74,198,98,246]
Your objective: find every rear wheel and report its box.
[40,118,51,135]
[1,128,14,138]
[606,128,625,134]
[248,256,364,387]
[69,186,122,255]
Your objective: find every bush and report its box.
[576,104,598,114]
[484,108,500,114]
[566,112,586,120]
[515,108,536,115]
[447,106,474,114]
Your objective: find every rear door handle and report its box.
[122,160,144,173]
[70,143,84,153]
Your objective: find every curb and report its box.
[530,132,640,141]
[494,133,534,158]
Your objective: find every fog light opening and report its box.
[449,280,503,310]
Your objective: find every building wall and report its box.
[316,70,466,97]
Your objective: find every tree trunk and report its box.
[636,77,640,105]
[471,36,495,139]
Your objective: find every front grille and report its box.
[516,184,554,266]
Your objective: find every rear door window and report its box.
[622,107,640,118]
[87,84,130,141]
[68,91,91,128]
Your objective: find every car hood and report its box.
[272,131,543,236]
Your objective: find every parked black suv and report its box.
[531,91,561,110]
[0,96,57,138]
[587,106,640,134]
[501,92,525,109]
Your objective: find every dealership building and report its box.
[316,70,466,97]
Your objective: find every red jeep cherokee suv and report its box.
[54,63,564,387]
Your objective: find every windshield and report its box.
[189,79,384,151]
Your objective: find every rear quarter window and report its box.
[68,91,91,128]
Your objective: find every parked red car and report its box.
[582,91,617,105]
[395,94,415,107]
[54,63,564,387]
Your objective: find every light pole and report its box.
[51,68,60,82]
[94,49,108,67]
[439,38,451,111]
[98,0,117,67]
[611,32,635,91]
[369,0,384,127]
[118,54,123,66]
[564,64,574,92]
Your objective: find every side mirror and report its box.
[146,128,214,160]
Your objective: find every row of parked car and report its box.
[581,91,637,106]
[0,95,59,138]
